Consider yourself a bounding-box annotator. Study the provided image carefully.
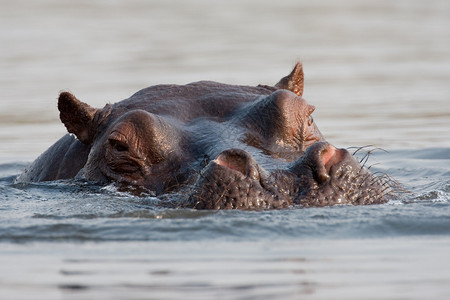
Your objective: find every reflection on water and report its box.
[1,238,449,300]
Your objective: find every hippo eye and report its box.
[109,138,129,152]
[307,115,314,126]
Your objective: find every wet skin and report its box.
[17,63,391,209]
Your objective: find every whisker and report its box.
[348,145,374,156]
[357,164,365,175]
[367,163,381,170]
[370,173,408,195]
[360,153,371,167]
[186,162,203,176]
[381,185,392,194]
[359,173,374,188]
[358,148,374,165]
[350,146,389,163]
[214,180,236,208]
[370,171,387,179]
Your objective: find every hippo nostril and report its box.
[315,144,346,184]
[215,152,247,176]
[214,149,261,180]
[322,146,345,172]
[321,145,336,174]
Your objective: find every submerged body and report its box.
[17,63,391,209]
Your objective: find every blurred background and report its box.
[1,0,449,163]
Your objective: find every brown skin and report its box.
[186,142,389,209]
[16,62,391,209]
[281,142,389,207]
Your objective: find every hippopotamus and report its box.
[16,63,392,209]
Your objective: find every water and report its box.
[1,0,450,299]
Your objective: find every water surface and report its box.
[1,0,449,299]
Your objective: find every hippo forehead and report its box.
[105,81,276,122]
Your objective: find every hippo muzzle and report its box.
[186,142,389,209]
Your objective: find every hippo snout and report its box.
[186,142,390,210]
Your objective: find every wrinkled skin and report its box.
[186,142,389,209]
[17,62,392,209]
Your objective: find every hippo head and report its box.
[44,62,393,208]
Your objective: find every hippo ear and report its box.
[275,62,304,97]
[58,92,99,144]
